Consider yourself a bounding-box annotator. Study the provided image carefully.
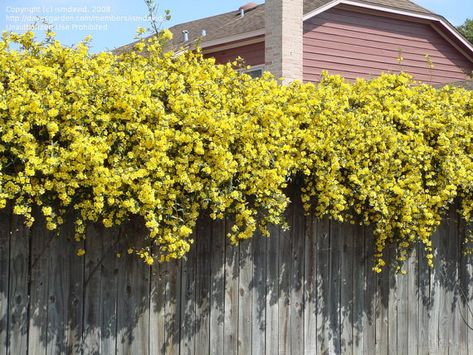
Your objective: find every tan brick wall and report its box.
[265,0,303,83]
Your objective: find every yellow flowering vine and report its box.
[1,30,472,271]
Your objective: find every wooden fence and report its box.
[1,193,473,354]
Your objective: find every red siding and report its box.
[303,6,473,84]
[204,41,265,66]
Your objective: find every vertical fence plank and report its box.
[149,256,166,355]
[82,223,103,355]
[28,214,52,355]
[164,259,181,355]
[278,209,293,355]
[194,221,211,355]
[431,225,444,353]
[397,260,409,354]
[464,219,473,355]
[418,233,431,355]
[290,195,304,355]
[407,246,419,355]
[340,223,354,355]
[8,215,30,355]
[251,233,266,355]
[265,225,279,355]
[446,208,460,354]
[179,232,196,355]
[363,227,376,355]
[46,229,64,355]
[66,221,85,354]
[209,219,225,355]
[100,227,119,355]
[375,249,389,355]
[458,215,470,355]
[304,216,317,355]
[224,219,239,355]
[0,207,11,355]
[352,224,365,354]
[387,248,398,355]
[436,211,457,349]
[209,220,225,354]
[330,221,342,354]
[238,237,253,355]
[115,243,131,355]
[316,217,331,354]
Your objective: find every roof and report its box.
[447,80,473,90]
[114,0,434,54]
[168,0,434,46]
[304,0,431,15]
[165,4,265,49]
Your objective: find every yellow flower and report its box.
[136,27,146,36]
[47,122,59,137]
[161,29,173,41]
[42,206,52,216]
[47,108,59,118]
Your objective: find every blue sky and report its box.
[0,0,471,52]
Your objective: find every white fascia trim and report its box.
[302,0,473,61]
[200,29,265,50]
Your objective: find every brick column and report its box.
[265,0,303,83]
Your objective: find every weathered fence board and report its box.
[194,221,210,355]
[1,197,473,354]
[278,207,292,355]
[82,223,103,355]
[178,227,196,355]
[363,228,377,355]
[290,197,304,355]
[303,216,316,355]
[209,219,225,355]
[238,237,252,355]
[265,224,279,355]
[28,215,52,355]
[100,226,120,355]
[315,217,332,354]
[223,220,238,355]
[351,223,365,355]
[8,215,29,355]
[0,207,10,355]
[149,249,165,355]
[340,223,354,355]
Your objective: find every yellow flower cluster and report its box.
[1,31,472,270]
[295,75,473,271]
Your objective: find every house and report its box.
[116,0,473,85]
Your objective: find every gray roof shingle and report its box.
[303,0,432,14]
[447,80,473,90]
